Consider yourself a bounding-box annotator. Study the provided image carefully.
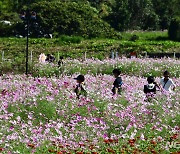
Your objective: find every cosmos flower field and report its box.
[0,58,179,154]
[32,57,180,78]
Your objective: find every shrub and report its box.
[59,35,83,44]
[0,22,14,36]
[129,35,139,41]
[168,16,180,41]
[0,12,21,36]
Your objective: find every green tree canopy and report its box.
[0,0,179,37]
[30,1,119,38]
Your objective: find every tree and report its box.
[30,1,119,38]
[128,0,159,30]
[152,0,174,30]
[168,16,180,41]
[106,0,159,31]
[106,0,131,31]
[168,0,180,41]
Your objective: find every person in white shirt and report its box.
[160,71,176,92]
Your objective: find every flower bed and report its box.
[0,74,179,153]
[32,57,180,78]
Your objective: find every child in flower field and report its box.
[45,54,55,63]
[74,75,87,99]
[160,71,176,92]
[58,56,64,68]
[112,69,123,95]
[144,76,158,94]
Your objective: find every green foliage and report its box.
[129,35,139,41]
[32,99,58,123]
[0,59,25,74]
[58,35,83,44]
[30,1,119,38]
[7,99,58,124]
[0,0,179,35]
[106,0,160,31]
[123,31,169,40]
[0,12,21,36]
[151,0,173,30]
[107,0,131,31]
[31,63,61,77]
[168,16,180,41]
[0,21,12,37]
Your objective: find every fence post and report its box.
[58,52,59,61]
[85,51,87,61]
[111,51,114,59]
[174,52,176,58]
[2,51,4,61]
[144,51,147,58]
[115,51,118,59]
[30,51,33,62]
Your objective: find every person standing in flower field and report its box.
[74,75,87,99]
[39,53,46,63]
[58,56,64,68]
[160,71,176,92]
[112,69,123,95]
[58,56,64,75]
[144,76,159,94]
[45,54,55,63]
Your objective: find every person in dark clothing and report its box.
[144,76,157,94]
[45,54,55,63]
[112,69,123,95]
[74,75,87,99]
[58,56,64,68]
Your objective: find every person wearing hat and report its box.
[74,75,87,99]
[112,69,123,95]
